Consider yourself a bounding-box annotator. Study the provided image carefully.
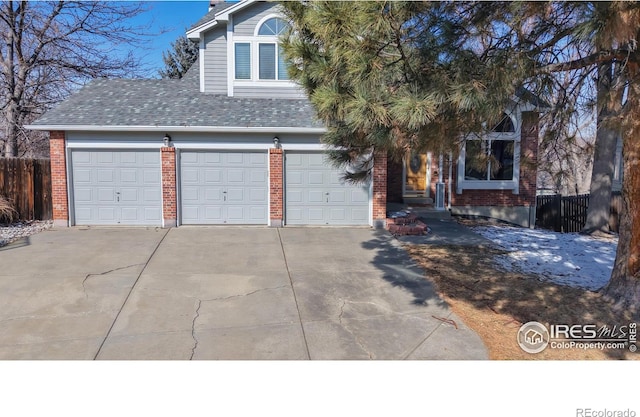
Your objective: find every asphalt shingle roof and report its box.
[189,1,239,31]
[31,63,322,130]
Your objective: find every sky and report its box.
[130,0,222,77]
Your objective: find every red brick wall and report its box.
[49,131,68,226]
[161,147,177,227]
[269,148,283,227]
[372,151,387,226]
[451,111,539,207]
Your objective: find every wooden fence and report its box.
[536,192,622,233]
[0,158,52,221]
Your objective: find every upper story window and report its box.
[234,17,290,81]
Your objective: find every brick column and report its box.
[372,151,388,228]
[269,148,284,227]
[520,112,539,204]
[161,147,177,228]
[49,131,69,227]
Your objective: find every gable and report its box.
[194,0,304,98]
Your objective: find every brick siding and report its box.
[49,131,68,226]
[372,151,387,227]
[269,148,283,227]
[161,147,177,227]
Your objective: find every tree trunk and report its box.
[602,107,640,319]
[4,102,20,157]
[582,63,617,235]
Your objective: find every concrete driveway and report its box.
[0,226,487,360]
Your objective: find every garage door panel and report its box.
[74,169,92,183]
[308,171,324,185]
[328,208,347,221]
[204,188,223,203]
[308,190,324,203]
[97,152,114,164]
[120,169,138,183]
[75,188,92,202]
[180,151,267,225]
[227,169,245,183]
[97,169,114,183]
[204,169,222,184]
[204,206,224,221]
[98,188,116,202]
[285,152,370,225]
[120,188,139,202]
[98,207,117,221]
[71,150,161,226]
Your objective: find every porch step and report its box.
[403,196,434,205]
[411,207,452,220]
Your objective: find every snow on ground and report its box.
[470,225,618,291]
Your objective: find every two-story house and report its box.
[28,0,542,228]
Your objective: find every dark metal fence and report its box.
[536,192,622,233]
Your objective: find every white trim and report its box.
[280,143,325,151]
[187,20,218,40]
[234,80,299,88]
[66,141,163,149]
[456,140,520,194]
[175,143,272,151]
[185,0,258,39]
[199,37,206,92]
[28,125,327,134]
[267,148,272,227]
[227,15,235,96]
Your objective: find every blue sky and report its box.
[133,1,223,77]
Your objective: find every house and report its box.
[28,0,542,229]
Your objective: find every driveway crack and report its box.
[190,299,202,360]
[82,263,145,299]
[204,285,289,302]
[336,298,374,359]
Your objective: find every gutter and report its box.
[24,125,327,134]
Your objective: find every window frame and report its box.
[231,14,292,83]
[457,111,521,194]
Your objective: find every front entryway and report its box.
[180,150,268,224]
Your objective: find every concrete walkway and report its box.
[0,226,487,360]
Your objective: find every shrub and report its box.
[0,195,17,224]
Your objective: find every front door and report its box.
[404,152,430,197]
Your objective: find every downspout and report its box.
[447,152,453,210]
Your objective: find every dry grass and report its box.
[0,195,17,224]
[406,243,639,360]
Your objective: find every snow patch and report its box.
[471,225,618,291]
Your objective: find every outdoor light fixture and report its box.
[163,134,172,147]
[273,136,281,149]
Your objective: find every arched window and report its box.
[257,17,289,36]
[234,16,290,82]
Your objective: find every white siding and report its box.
[203,26,227,94]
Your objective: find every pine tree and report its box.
[280,1,640,316]
[159,35,199,79]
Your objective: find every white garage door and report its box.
[71,150,162,226]
[285,152,370,225]
[180,151,268,224]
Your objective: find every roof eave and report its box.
[186,20,219,39]
[25,125,327,134]
[186,0,258,39]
